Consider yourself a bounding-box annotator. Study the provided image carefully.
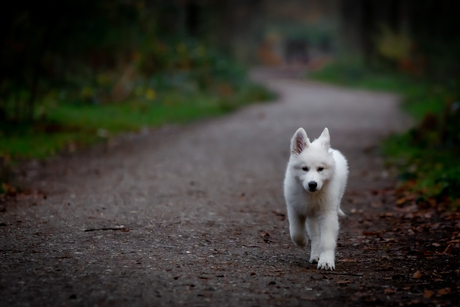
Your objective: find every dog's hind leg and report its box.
[317,212,339,270]
[306,217,320,263]
[287,206,307,248]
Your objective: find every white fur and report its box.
[284,127,348,270]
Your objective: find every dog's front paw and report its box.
[309,256,319,264]
[317,254,335,270]
[317,261,335,270]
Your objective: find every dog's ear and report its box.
[318,127,330,150]
[291,128,310,155]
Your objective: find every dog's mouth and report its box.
[305,186,319,193]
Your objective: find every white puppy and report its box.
[284,127,348,270]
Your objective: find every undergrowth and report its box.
[0,81,273,161]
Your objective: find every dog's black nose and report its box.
[308,181,317,190]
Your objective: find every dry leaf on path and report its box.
[412,270,422,279]
[423,290,433,298]
[437,288,451,296]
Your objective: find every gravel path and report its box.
[3,68,458,306]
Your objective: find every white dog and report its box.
[284,127,348,270]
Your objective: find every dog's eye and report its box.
[318,167,324,172]
[302,166,309,171]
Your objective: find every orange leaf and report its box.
[423,290,433,298]
[437,288,451,296]
[402,287,411,290]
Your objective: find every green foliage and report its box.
[0,81,274,160]
[373,25,411,62]
[384,131,460,201]
[0,1,276,162]
[0,1,256,123]
[389,88,460,205]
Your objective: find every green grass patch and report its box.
[1,82,274,160]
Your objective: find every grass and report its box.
[309,59,460,209]
[1,82,274,160]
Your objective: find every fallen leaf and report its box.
[405,213,414,219]
[423,290,433,298]
[433,271,442,276]
[1,183,16,196]
[384,288,395,294]
[442,244,452,254]
[396,198,406,206]
[437,288,451,295]
[412,270,422,279]
[402,287,411,290]
[428,198,437,207]
[336,280,352,285]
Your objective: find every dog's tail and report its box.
[338,208,346,217]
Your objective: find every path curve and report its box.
[1,68,415,306]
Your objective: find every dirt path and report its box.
[1,68,458,306]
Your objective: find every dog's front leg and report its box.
[306,217,320,263]
[287,206,307,248]
[317,212,339,270]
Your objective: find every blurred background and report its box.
[1,0,459,206]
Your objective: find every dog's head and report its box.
[289,127,336,193]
